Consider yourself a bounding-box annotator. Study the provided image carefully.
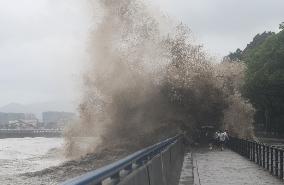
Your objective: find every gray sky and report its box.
[0,0,283,107]
[0,0,90,106]
[152,0,284,57]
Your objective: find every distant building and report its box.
[42,111,76,129]
[0,113,38,128]
[7,119,38,129]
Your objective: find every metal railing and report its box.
[228,137,284,180]
[61,134,184,185]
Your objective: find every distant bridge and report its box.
[0,129,63,138]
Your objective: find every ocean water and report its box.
[0,137,122,185]
[0,137,65,176]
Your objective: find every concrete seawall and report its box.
[118,139,185,185]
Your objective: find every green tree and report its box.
[280,22,284,30]
[226,32,274,62]
[243,30,284,134]
[228,48,242,61]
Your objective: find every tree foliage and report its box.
[280,22,284,30]
[227,48,242,61]
[226,32,274,61]
[242,30,284,134]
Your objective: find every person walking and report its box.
[213,130,220,149]
[219,131,229,151]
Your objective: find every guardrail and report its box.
[228,137,284,180]
[61,134,185,185]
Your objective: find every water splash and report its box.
[64,0,254,158]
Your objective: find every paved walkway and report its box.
[194,149,284,185]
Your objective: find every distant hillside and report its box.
[0,103,27,113]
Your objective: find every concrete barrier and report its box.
[118,166,150,185]
[118,139,185,185]
[169,140,184,185]
[62,135,183,185]
[147,156,165,185]
[161,150,171,185]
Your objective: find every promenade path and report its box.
[194,149,284,185]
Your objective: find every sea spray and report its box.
[64,0,255,158]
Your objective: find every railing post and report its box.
[238,138,242,155]
[241,139,243,155]
[235,138,237,152]
[233,138,235,151]
[262,144,265,168]
[258,143,262,166]
[236,138,239,153]
[256,143,259,164]
[244,140,246,157]
[243,140,245,156]
[235,138,238,153]
[237,138,239,153]
[245,140,249,158]
[251,142,253,161]
[238,139,243,155]
[248,141,251,159]
[250,141,253,161]
[245,140,249,159]
[280,150,283,179]
[266,145,270,170]
[275,148,279,177]
[241,139,244,155]
[271,147,274,174]
[248,141,251,160]
[257,143,260,165]
[252,142,255,162]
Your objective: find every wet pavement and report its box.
[194,149,284,185]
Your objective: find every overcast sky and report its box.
[0,0,283,107]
